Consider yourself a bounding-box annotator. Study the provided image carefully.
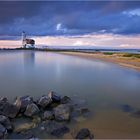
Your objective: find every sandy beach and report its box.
[60,51,140,72]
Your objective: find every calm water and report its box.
[0,50,140,138]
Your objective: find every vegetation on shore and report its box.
[122,53,140,58]
[103,52,114,55]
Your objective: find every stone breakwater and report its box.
[0,91,94,139]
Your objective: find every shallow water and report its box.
[0,50,140,138]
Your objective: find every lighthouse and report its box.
[22,31,26,48]
[21,31,35,49]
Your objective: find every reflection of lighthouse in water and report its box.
[23,51,35,68]
[22,31,35,49]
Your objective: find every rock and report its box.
[61,96,71,104]
[41,120,69,137]
[51,126,70,137]
[38,95,52,108]
[73,116,86,122]
[54,104,70,121]
[48,91,61,102]
[42,111,54,120]
[131,110,140,118]
[120,104,134,112]
[0,97,8,103]
[32,116,41,124]
[0,123,7,139]
[0,115,12,131]
[14,122,36,133]
[0,97,8,115]
[75,128,94,139]
[14,96,33,113]
[71,107,90,119]
[0,102,19,118]
[24,103,40,117]
[19,131,39,140]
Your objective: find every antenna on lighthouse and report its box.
[22,31,26,48]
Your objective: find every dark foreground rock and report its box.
[51,126,70,137]
[0,99,19,118]
[131,110,140,118]
[48,91,61,102]
[0,115,12,131]
[0,93,91,139]
[0,123,7,139]
[61,96,71,104]
[120,104,134,112]
[75,128,94,139]
[54,104,70,121]
[14,96,33,113]
[42,111,54,120]
[40,120,69,137]
[38,95,52,108]
[24,103,40,117]
[14,121,36,133]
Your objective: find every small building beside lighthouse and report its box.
[22,31,35,48]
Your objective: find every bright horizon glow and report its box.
[0,33,140,49]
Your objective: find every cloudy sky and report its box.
[0,1,140,48]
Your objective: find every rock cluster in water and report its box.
[0,91,93,139]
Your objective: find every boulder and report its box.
[120,104,134,112]
[0,124,7,139]
[51,126,70,137]
[38,95,52,108]
[131,110,140,118]
[40,120,69,137]
[0,115,12,131]
[0,101,19,118]
[71,107,90,119]
[61,96,71,104]
[75,128,94,139]
[54,104,70,121]
[0,97,8,103]
[42,111,54,120]
[0,97,8,115]
[48,91,61,102]
[24,103,40,117]
[14,96,33,113]
[14,122,36,133]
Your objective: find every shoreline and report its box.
[0,48,140,72]
[59,51,140,72]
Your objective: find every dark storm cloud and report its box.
[0,1,140,37]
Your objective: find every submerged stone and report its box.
[51,126,70,137]
[0,123,7,139]
[120,104,134,112]
[42,111,54,120]
[14,122,36,133]
[54,104,70,121]
[131,110,140,118]
[41,120,69,137]
[61,96,71,104]
[0,115,12,131]
[75,128,93,139]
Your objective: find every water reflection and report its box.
[23,51,35,68]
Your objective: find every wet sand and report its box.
[63,110,140,139]
[60,51,140,72]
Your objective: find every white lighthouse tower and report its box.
[21,31,35,49]
[22,31,26,48]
